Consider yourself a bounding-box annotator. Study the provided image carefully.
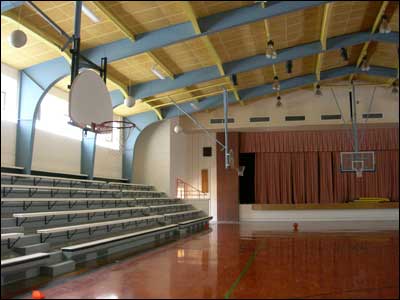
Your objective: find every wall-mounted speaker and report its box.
[203,147,212,157]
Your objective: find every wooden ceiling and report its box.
[1,1,398,116]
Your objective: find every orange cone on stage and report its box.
[293,223,299,232]
[32,290,45,299]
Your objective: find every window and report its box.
[1,91,6,110]
[35,92,82,140]
[1,72,18,122]
[96,116,121,150]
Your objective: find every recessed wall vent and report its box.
[362,113,383,119]
[285,115,305,121]
[209,118,234,124]
[321,114,342,120]
[249,117,270,123]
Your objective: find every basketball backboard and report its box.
[340,151,375,177]
[69,70,113,132]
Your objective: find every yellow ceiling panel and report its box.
[103,1,189,35]
[267,6,323,50]
[209,21,266,63]
[1,16,61,69]
[190,1,253,18]
[368,42,399,69]
[327,1,382,38]
[388,4,399,32]
[152,37,216,74]
[321,44,363,71]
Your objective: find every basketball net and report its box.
[92,120,136,157]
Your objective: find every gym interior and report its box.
[1,1,399,299]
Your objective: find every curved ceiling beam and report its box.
[349,1,392,82]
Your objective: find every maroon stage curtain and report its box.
[240,128,399,153]
[246,128,399,204]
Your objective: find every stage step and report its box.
[40,260,76,277]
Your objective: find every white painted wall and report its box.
[1,63,19,166]
[181,83,399,131]
[133,118,217,218]
[239,205,399,222]
[1,121,17,166]
[94,146,123,178]
[133,120,172,194]
[170,117,217,220]
[32,129,82,174]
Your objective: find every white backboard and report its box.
[69,70,113,129]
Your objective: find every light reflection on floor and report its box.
[7,221,399,299]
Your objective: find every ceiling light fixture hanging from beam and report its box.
[264,19,278,84]
[349,1,390,82]
[314,3,332,92]
[181,1,225,77]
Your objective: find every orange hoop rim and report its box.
[91,120,136,133]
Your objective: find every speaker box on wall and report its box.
[203,147,212,157]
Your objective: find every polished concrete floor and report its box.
[11,222,400,299]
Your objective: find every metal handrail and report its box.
[176,178,208,200]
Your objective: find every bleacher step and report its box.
[14,243,50,255]
[40,260,76,277]
[1,226,24,234]
[1,218,16,228]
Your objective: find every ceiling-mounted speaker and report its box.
[231,73,238,86]
[286,60,293,74]
[9,29,27,48]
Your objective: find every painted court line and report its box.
[224,243,264,299]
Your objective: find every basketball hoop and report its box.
[237,166,245,176]
[227,149,234,169]
[352,161,364,178]
[91,120,136,134]
[340,152,375,178]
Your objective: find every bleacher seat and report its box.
[1,170,211,286]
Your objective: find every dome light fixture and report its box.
[360,56,370,72]
[315,83,322,96]
[266,40,277,59]
[379,15,391,34]
[276,95,282,107]
[272,76,280,91]
[392,80,399,94]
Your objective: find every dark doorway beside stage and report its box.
[239,153,255,204]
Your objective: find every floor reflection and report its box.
[8,223,399,299]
